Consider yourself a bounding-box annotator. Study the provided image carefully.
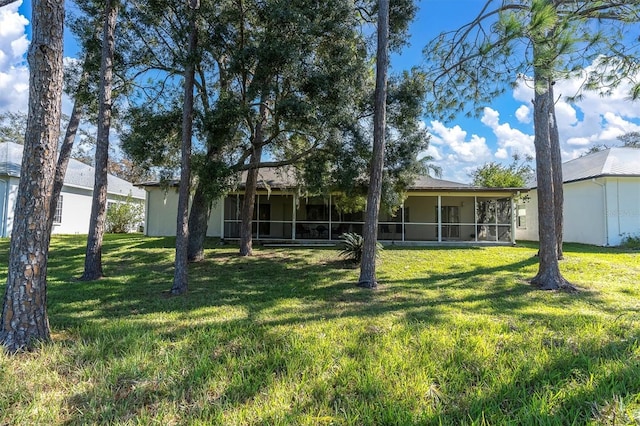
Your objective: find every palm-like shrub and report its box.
[621,234,640,250]
[338,232,383,264]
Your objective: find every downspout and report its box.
[591,178,608,246]
[0,178,7,237]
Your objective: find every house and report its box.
[0,142,146,237]
[139,168,527,244]
[516,147,640,246]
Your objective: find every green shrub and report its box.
[338,232,383,264]
[106,195,144,233]
[620,233,640,250]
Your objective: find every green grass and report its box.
[0,234,639,425]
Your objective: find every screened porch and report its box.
[221,192,517,244]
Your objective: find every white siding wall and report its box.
[1,177,20,237]
[51,186,94,234]
[0,179,145,237]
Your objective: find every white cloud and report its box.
[426,120,493,182]
[515,105,530,124]
[512,63,640,161]
[566,137,590,146]
[481,107,535,159]
[0,1,29,112]
[495,148,508,159]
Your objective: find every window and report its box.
[516,204,526,229]
[53,195,63,224]
[437,206,460,238]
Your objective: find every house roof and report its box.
[138,166,526,194]
[561,147,640,183]
[0,142,145,199]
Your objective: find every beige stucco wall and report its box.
[144,187,223,237]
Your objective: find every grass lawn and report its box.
[0,234,639,425]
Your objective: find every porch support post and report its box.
[474,196,477,242]
[292,194,297,241]
[495,199,499,242]
[220,196,225,240]
[329,193,332,241]
[437,195,442,243]
[511,196,516,245]
[256,194,260,240]
[401,201,405,242]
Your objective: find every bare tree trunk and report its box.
[82,0,118,281]
[48,89,84,233]
[530,67,573,291]
[239,102,267,257]
[0,0,65,352]
[548,80,564,259]
[239,144,263,256]
[187,182,212,262]
[171,1,199,295]
[358,0,389,289]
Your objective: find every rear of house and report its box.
[516,147,640,246]
[140,169,526,245]
[0,142,146,237]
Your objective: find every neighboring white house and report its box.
[0,142,146,237]
[516,147,640,246]
[139,168,527,244]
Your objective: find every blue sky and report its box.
[2,0,639,182]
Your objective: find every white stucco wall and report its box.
[144,187,223,237]
[563,180,606,246]
[516,177,640,246]
[515,191,539,242]
[605,177,640,246]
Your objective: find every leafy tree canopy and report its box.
[470,154,533,188]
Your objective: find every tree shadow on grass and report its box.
[3,235,635,424]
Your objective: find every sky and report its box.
[1,0,639,183]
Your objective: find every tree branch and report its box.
[0,0,18,7]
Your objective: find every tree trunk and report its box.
[187,182,212,262]
[81,0,118,281]
[171,2,199,295]
[0,0,65,352]
[48,87,84,233]
[530,67,572,291]
[239,145,263,256]
[548,80,564,259]
[239,102,267,257]
[358,0,389,289]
